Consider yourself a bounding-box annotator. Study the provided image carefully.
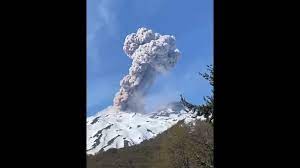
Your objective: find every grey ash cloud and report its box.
[113,27,181,112]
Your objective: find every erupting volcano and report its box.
[113,27,181,112]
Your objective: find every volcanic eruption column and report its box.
[113,27,181,112]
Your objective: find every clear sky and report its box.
[87,0,213,116]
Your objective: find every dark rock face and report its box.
[88,124,114,151]
[90,117,100,125]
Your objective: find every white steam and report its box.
[113,27,181,112]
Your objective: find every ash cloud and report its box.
[113,27,181,112]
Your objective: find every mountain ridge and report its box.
[86,102,205,155]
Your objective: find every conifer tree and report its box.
[180,65,214,123]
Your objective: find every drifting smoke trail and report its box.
[113,27,181,112]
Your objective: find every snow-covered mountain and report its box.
[86,102,205,155]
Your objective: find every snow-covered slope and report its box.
[86,102,204,155]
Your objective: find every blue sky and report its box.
[87,0,213,116]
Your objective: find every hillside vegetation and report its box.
[87,120,213,168]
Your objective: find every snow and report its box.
[87,103,204,155]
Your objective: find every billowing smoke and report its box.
[113,27,181,112]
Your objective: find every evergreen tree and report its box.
[180,65,214,123]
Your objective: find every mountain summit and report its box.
[86,102,204,155]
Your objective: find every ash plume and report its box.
[113,27,181,112]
